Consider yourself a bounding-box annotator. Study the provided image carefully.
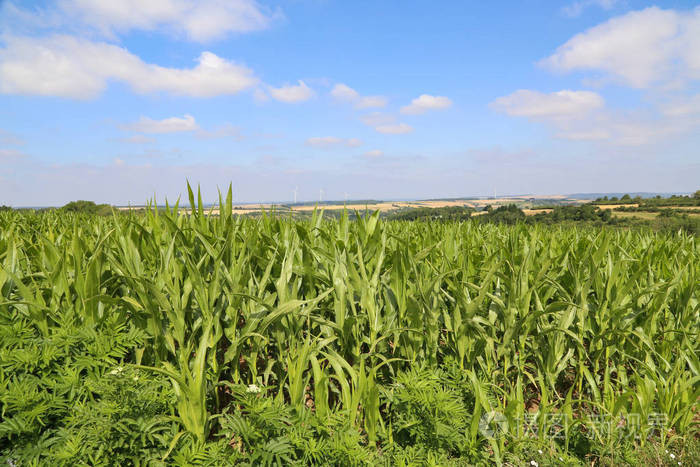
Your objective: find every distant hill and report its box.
[567,192,690,200]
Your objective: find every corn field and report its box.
[1,186,698,465]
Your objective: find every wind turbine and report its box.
[293,186,298,204]
[319,188,324,203]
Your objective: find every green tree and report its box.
[62,200,112,215]
[478,204,525,224]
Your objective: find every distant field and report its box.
[292,201,426,212]
[522,208,553,215]
[611,211,659,220]
[115,197,700,225]
[118,196,581,215]
[611,210,700,220]
[597,203,639,210]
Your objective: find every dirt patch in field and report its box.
[523,209,552,215]
[596,204,639,210]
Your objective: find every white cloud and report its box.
[0,35,258,99]
[24,0,276,42]
[495,8,700,146]
[562,0,618,18]
[492,88,700,145]
[123,115,199,134]
[331,83,387,109]
[492,89,613,142]
[358,113,413,134]
[363,149,383,158]
[490,90,604,119]
[400,94,452,115]
[305,137,362,148]
[375,123,413,134]
[331,83,358,101]
[268,80,313,103]
[541,7,700,88]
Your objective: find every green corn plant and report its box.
[1,190,698,465]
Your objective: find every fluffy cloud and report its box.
[494,8,700,146]
[541,7,700,88]
[331,83,387,109]
[491,89,606,141]
[330,83,358,100]
[0,35,258,99]
[305,137,362,148]
[375,123,414,134]
[268,80,313,103]
[491,88,700,144]
[490,90,604,119]
[400,94,452,115]
[6,0,276,43]
[123,115,199,134]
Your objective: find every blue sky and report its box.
[1,0,699,206]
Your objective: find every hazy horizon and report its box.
[2,1,699,206]
[8,191,696,209]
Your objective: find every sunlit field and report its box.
[1,187,698,466]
